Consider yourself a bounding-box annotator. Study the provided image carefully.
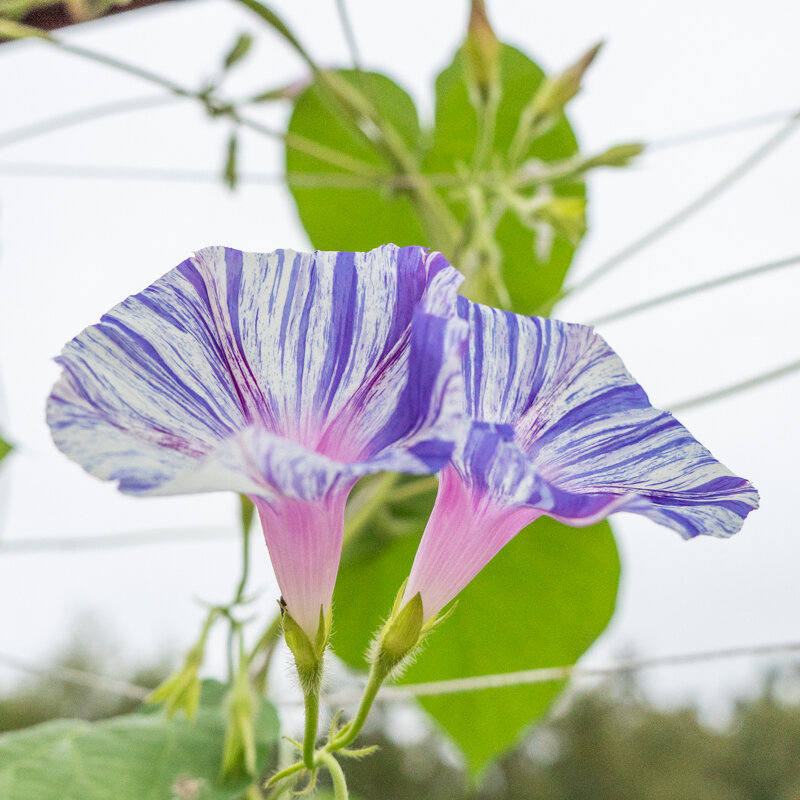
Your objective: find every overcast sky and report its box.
[1,0,799,718]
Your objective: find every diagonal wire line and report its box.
[0,652,149,700]
[544,112,800,312]
[589,254,800,325]
[5,641,798,704]
[0,95,181,151]
[648,107,800,150]
[370,641,800,701]
[335,0,362,70]
[667,359,800,413]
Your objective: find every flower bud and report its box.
[464,0,501,100]
[531,42,603,120]
[585,142,646,168]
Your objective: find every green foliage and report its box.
[0,681,279,800]
[222,33,253,71]
[424,44,584,313]
[334,480,619,775]
[287,70,427,250]
[286,45,584,314]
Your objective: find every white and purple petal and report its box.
[405,299,759,620]
[455,298,759,539]
[47,244,467,637]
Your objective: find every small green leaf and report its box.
[222,32,253,71]
[0,19,51,41]
[223,132,239,190]
[0,681,279,800]
[334,482,619,775]
[0,434,11,465]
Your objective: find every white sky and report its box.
[1,0,799,719]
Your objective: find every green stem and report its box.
[343,472,399,544]
[249,612,283,692]
[266,759,305,789]
[387,475,439,503]
[234,506,252,606]
[302,686,320,769]
[329,662,388,750]
[317,752,349,800]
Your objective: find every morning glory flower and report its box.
[47,244,467,639]
[404,298,759,622]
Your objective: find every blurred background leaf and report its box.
[286,70,427,249]
[0,680,279,800]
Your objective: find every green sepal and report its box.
[282,606,329,691]
[376,592,424,673]
[338,744,380,759]
[422,599,458,635]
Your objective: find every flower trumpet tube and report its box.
[404,298,760,622]
[47,245,468,643]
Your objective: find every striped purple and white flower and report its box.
[404,297,759,622]
[47,244,467,639]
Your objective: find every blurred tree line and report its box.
[3,644,800,800]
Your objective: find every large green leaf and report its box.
[0,681,279,800]
[0,434,10,465]
[423,44,584,313]
[334,484,619,775]
[286,70,426,250]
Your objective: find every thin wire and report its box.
[3,640,798,704]
[0,162,464,187]
[1,525,237,554]
[667,358,800,413]
[0,652,149,700]
[0,95,181,151]
[372,640,800,701]
[648,107,800,151]
[335,0,362,70]
[589,254,800,325]
[544,112,800,311]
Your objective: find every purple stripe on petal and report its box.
[48,243,469,637]
[451,299,758,540]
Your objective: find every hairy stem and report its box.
[302,685,320,769]
[329,662,387,751]
[317,751,349,800]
